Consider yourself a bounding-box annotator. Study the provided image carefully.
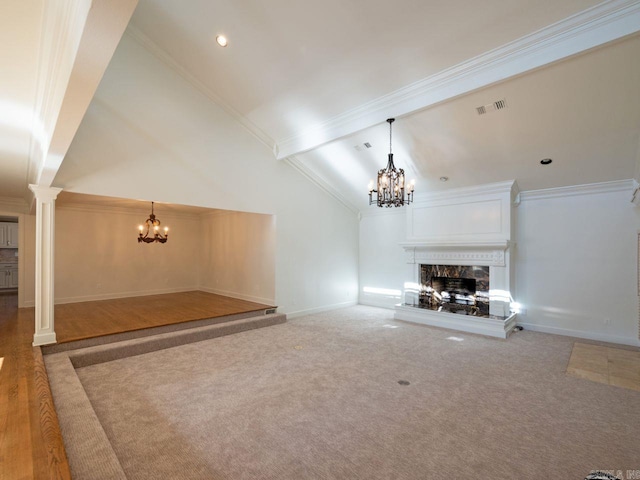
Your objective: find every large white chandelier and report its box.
[368,118,415,207]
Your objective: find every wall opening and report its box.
[48,192,276,307]
[0,216,19,296]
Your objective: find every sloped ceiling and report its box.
[120,0,640,212]
[295,35,640,210]
[128,0,605,144]
[3,0,639,214]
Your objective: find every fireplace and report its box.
[393,180,518,338]
[395,240,517,338]
[419,265,490,317]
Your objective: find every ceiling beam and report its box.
[275,0,640,160]
[28,0,139,192]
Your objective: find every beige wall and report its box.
[12,203,276,308]
[199,211,275,305]
[49,206,201,305]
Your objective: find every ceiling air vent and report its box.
[354,142,373,151]
[476,98,508,115]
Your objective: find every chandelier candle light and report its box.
[368,118,415,207]
[138,201,169,243]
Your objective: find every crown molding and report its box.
[275,0,640,159]
[55,202,205,220]
[413,180,518,205]
[125,25,277,154]
[361,180,518,217]
[199,209,242,220]
[631,179,640,205]
[0,196,29,214]
[283,156,360,216]
[518,179,635,202]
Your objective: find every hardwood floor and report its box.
[54,291,274,343]
[0,292,70,480]
[0,290,273,478]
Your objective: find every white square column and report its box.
[29,185,62,346]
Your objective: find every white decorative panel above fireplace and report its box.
[406,180,518,244]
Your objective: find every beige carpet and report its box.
[48,306,640,479]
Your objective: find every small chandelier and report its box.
[368,118,415,207]
[138,201,169,243]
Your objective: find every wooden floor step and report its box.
[56,313,286,368]
[42,309,276,355]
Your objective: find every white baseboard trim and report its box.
[517,322,640,347]
[198,286,275,306]
[30,286,201,307]
[285,300,358,319]
[358,298,397,310]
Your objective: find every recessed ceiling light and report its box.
[216,35,228,47]
[540,158,553,165]
[440,176,449,182]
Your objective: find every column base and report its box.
[33,332,57,346]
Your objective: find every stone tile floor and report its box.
[567,342,640,391]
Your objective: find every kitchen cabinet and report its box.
[0,266,18,289]
[0,222,18,247]
[9,266,18,288]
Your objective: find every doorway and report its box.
[0,215,19,312]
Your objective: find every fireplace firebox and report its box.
[418,264,490,316]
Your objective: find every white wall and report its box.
[17,203,279,308]
[515,184,640,346]
[359,181,640,346]
[359,211,408,308]
[199,211,276,305]
[54,34,359,316]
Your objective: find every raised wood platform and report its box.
[54,291,275,344]
[0,290,275,479]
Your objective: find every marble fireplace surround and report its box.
[395,240,517,338]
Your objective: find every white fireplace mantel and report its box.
[400,241,512,267]
[395,240,517,337]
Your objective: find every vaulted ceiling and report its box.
[1,0,640,213]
